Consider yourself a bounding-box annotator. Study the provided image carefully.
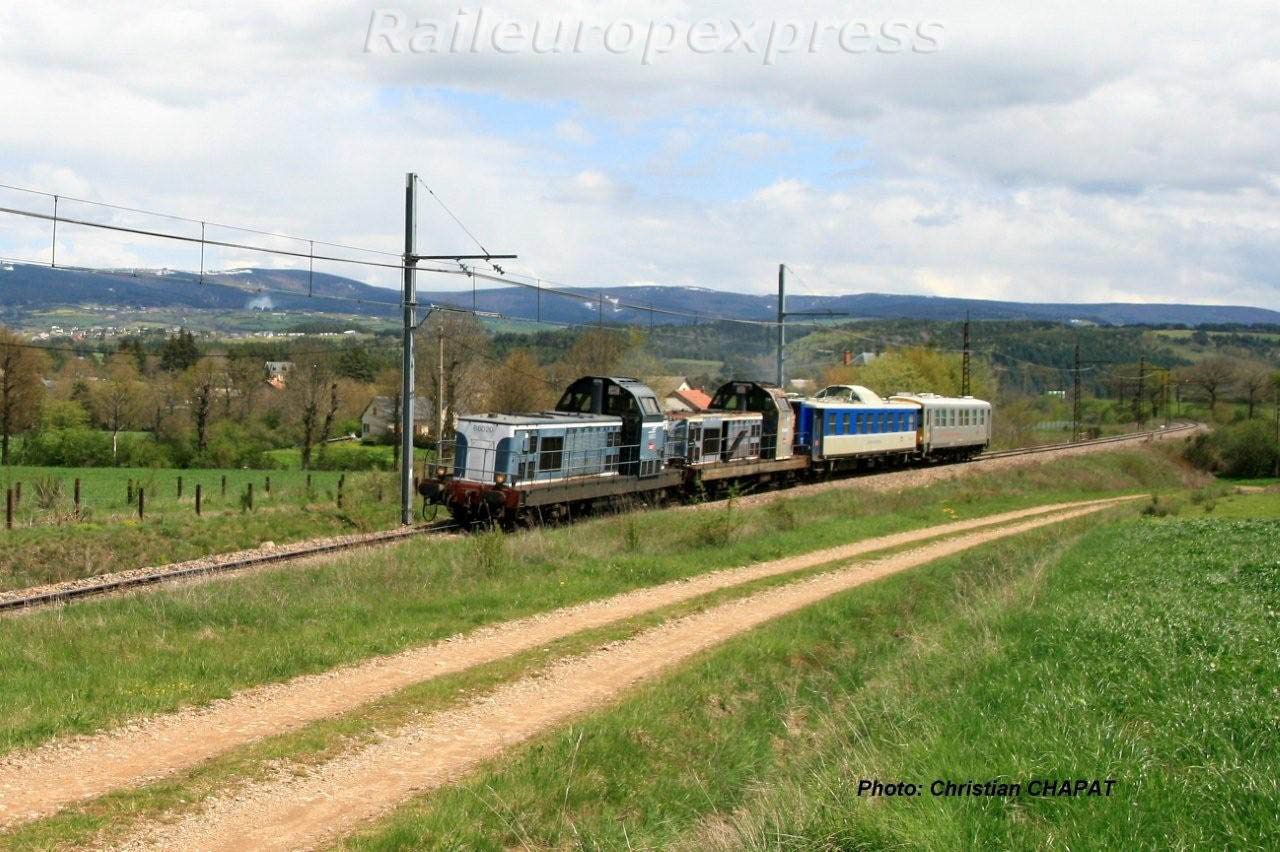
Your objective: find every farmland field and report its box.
[342,506,1280,850]
[0,446,1226,850]
[0,464,407,591]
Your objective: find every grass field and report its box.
[0,465,404,591]
[0,448,1262,850]
[341,505,1280,850]
[0,449,1191,760]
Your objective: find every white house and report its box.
[361,396,433,440]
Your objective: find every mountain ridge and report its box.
[1,264,1277,328]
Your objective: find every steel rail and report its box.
[0,521,459,614]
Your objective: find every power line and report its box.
[0,205,492,273]
[414,176,493,260]
[0,181,406,259]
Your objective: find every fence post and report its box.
[195,483,202,516]
[247,482,254,511]
[337,474,344,508]
[265,475,271,495]
[178,475,183,499]
[5,488,11,530]
[138,488,145,520]
[74,478,81,512]
[221,474,227,497]
[306,473,312,496]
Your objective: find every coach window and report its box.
[842,413,850,432]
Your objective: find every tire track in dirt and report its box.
[111,501,1117,852]
[0,497,1138,830]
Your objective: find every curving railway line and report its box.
[0,422,1198,614]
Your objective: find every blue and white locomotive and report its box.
[424,375,992,526]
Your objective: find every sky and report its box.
[1,1,1278,309]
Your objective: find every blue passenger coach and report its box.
[793,385,920,463]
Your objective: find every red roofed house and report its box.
[671,387,712,412]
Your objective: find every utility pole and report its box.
[437,326,445,462]
[774,263,847,391]
[400,172,418,526]
[961,311,971,396]
[396,176,516,526]
[1162,370,1170,427]
[1072,341,1081,442]
[776,264,785,388]
[1133,357,1146,426]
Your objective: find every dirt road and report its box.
[0,497,1136,831]
[109,500,1120,851]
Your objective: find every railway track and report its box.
[0,422,1198,614]
[976,420,1199,460]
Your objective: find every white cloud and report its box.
[0,1,1278,311]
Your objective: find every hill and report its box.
[2,264,1278,328]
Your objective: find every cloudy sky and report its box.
[1,1,1278,309]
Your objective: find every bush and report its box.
[1184,420,1280,478]
[19,428,113,466]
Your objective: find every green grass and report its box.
[0,449,1188,758]
[342,515,1279,851]
[0,466,403,591]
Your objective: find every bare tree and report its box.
[181,357,223,453]
[553,328,626,384]
[225,355,263,420]
[487,349,554,413]
[417,312,491,441]
[145,373,183,438]
[91,359,144,464]
[287,357,341,470]
[1185,357,1238,413]
[0,328,49,464]
[1236,367,1271,419]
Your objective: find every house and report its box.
[849,351,879,367]
[667,387,712,412]
[264,361,295,380]
[361,396,433,440]
[647,376,701,412]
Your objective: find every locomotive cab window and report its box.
[539,436,564,471]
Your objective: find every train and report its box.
[419,376,992,527]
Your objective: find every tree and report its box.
[335,346,378,383]
[0,328,49,464]
[820,347,996,401]
[116,336,149,374]
[487,349,554,413]
[1185,357,1237,414]
[554,328,626,384]
[373,366,404,467]
[287,356,341,470]
[1236,367,1271,419]
[181,357,223,453]
[91,359,144,464]
[224,353,264,421]
[159,329,200,373]
[417,312,492,442]
[145,373,183,437]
